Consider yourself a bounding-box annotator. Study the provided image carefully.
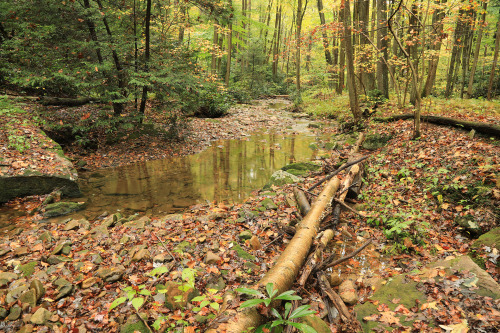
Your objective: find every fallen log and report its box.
[317,271,350,322]
[307,155,369,192]
[318,239,373,271]
[298,229,334,287]
[39,96,99,106]
[374,114,500,138]
[209,177,341,333]
[293,188,311,216]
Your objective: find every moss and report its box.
[362,133,392,150]
[281,162,321,177]
[43,201,86,218]
[472,227,500,251]
[232,242,256,261]
[120,314,150,333]
[19,261,37,277]
[355,274,427,332]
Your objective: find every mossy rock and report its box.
[232,242,256,261]
[120,314,150,333]
[43,201,86,218]
[281,162,321,177]
[355,274,427,332]
[472,227,500,252]
[161,281,199,310]
[260,198,278,210]
[263,170,300,190]
[19,261,37,277]
[299,314,332,333]
[362,133,392,150]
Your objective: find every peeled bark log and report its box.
[298,229,334,287]
[374,114,500,138]
[293,188,311,216]
[214,177,341,332]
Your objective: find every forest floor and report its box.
[0,96,499,332]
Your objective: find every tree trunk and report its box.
[316,0,333,67]
[467,0,488,98]
[296,0,303,95]
[139,0,151,116]
[337,18,345,94]
[487,11,500,100]
[211,24,219,75]
[342,0,361,121]
[422,0,446,98]
[358,0,375,92]
[225,23,233,86]
[376,0,389,98]
[445,6,469,98]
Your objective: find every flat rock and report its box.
[81,277,100,289]
[205,252,221,265]
[30,307,52,325]
[249,236,262,250]
[96,266,125,282]
[7,305,22,321]
[30,280,45,301]
[339,280,358,305]
[131,249,151,262]
[63,219,81,231]
[43,201,85,218]
[19,289,37,308]
[238,231,252,241]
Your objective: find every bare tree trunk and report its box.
[272,5,282,79]
[211,24,218,75]
[225,24,232,86]
[316,0,333,67]
[467,0,488,98]
[139,0,151,117]
[337,14,345,94]
[342,0,361,121]
[296,0,304,96]
[487,11,500,100]
[358,0,375,92]
[376,0,388,98]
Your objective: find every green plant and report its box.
[237,283,317,333]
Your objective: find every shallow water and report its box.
[77,131,324,218]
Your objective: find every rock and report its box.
[52,240,71,255]
[56,284,74,300]
[299,314,331,333]
[81,277,100,289]
[0,307,7,319]
[30,280,45,302]
[38,232,52,243]
[0,142,81,204]
[18,324,34,333]
[455,215,483,237]
[6,284,29,303]
[205,252,221,265]
[14,246,29,257]
[119,235,131,244]
[131,249,151,262]
[19,261,37,277]
[46,255,71,265]
[8,305,22,321]
[339,280,358,305]
[91,253,104,264]
[96,266,125,282]
[120,314,149,333]
[473,227,500,252]
[260,198,278,210]
[249,236,262,250]
[19,289,37,308]
[206,275,226,291]
[63,219,81,231]
[123,216,150,230]
[281,162,321,177]
[162,281,199,310]
[61,245,72,255]
[363,276,385,292]
[0,272,18,287]
[43,201,86,218]
[328,273,342,287]
[264,170,300,189]
[30,307,52,325]
[232,242,256,261]
[238,231,252,241]
[153,253,172,263]
[244,262,260,272]
[468,129,476,138]
[361,133,392,150]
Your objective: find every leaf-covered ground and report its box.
[0,97,499,332]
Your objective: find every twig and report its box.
[308,155,370,192]
[133,306,153,333]
[152,231,176,263]
[333,198,365,218]
[262,233,284,250]
[319,239,373,271]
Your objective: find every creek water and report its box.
[77,130,324,218]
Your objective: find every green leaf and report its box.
[109,297,127,311]
[271,307,282,320]
[191,295,207,302]
[150,266,169,276]
[210,302,220,311]
[266,283,278,299]
[289,305,316,319]
[275,290,301,301]
[236,287,261,297]
[200,300,210,308]
[131,297,145,311]
[139,289,152,296]
[270,319,285,328]
[240,298,265,308]
[289,322,318,333]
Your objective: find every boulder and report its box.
[281,162,321,177]
[339,279,358,305]
[43,202,86,218]
[263,170,300,189]
[30,308,52,325]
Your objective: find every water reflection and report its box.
[79,132,321,216]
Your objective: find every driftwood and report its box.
[39,96,99,106]
[298,229,334,287]
[208,177,341,333]
[374,114,500,138]
[293,188,311,216]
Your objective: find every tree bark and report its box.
[342,0,361,121]
[467,0,488,98]
[139,0,152,116]
[376,0,389,98]
[210,177,341,332]
[487,11,500,100]
[225,23,233,86]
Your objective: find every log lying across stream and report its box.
[374,114,500,137]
